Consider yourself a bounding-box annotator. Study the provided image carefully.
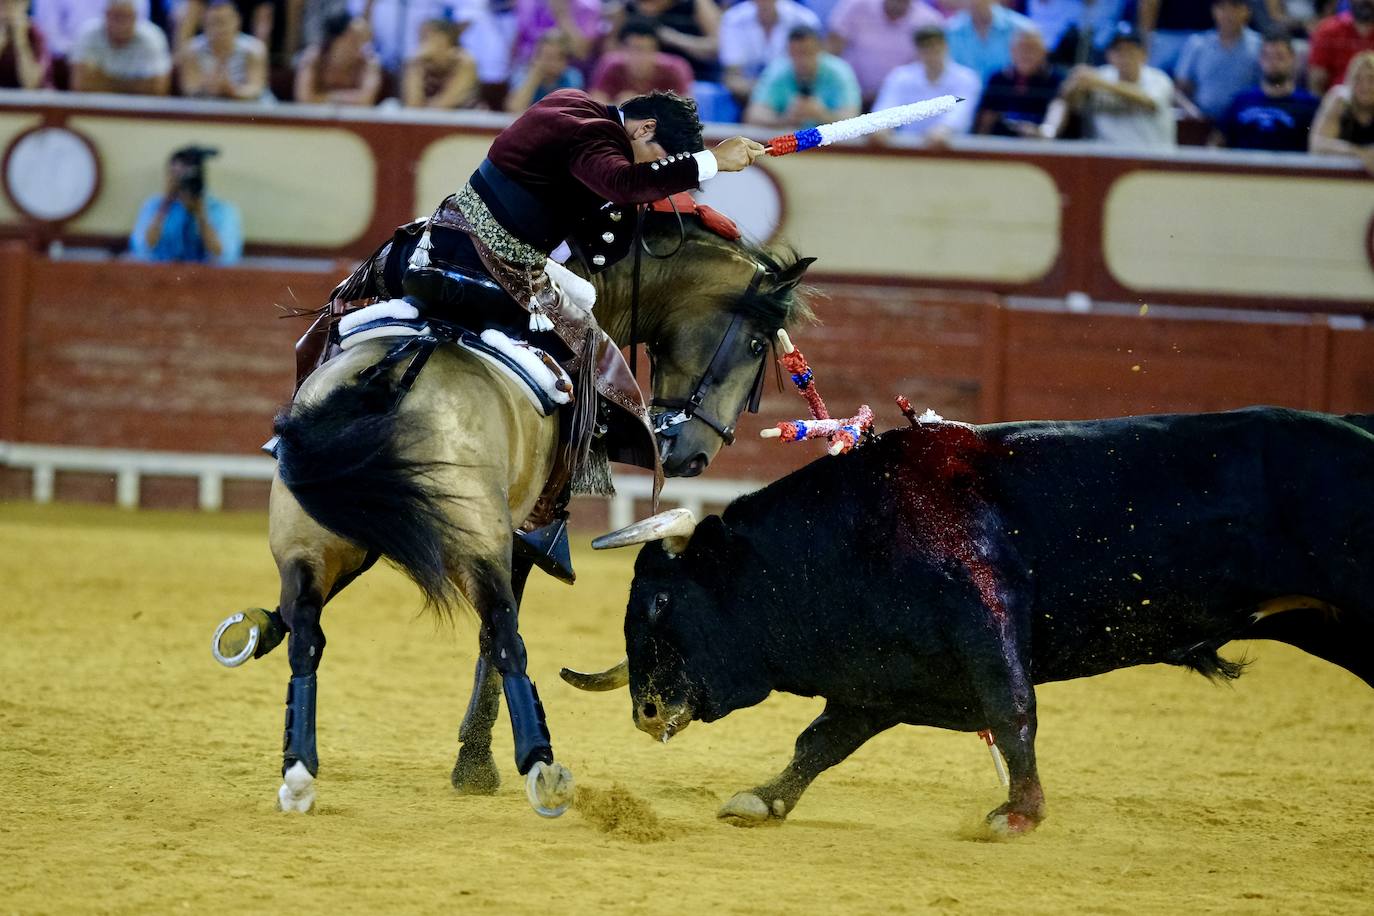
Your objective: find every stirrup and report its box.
[514,517,575,584]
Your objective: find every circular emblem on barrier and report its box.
[694,161,786,244]
[2,125,101,224]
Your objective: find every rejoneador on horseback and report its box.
[212,88,816,817]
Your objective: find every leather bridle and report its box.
[648,262,774,446]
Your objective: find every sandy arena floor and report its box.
[1,503,1370,914]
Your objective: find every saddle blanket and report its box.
[338,299,573,417]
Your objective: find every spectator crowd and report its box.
[1,0,1371,171]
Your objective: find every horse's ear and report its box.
[770,257,817,293]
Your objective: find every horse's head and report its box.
[649,253,816,477]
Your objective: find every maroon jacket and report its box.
[483,89,703,254]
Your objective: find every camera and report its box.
[172,145,218,199]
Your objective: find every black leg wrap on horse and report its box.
[282,674,319,777]
[502,674,553,774]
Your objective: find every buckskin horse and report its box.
[212,207,815,817]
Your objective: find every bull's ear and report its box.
[769,257,816,294]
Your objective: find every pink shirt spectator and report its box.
[513,0,604,70]
[589,48,692,100]
[828,0,945,98]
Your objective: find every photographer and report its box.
[129,146,243,265]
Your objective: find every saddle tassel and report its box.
[408,222,434,270]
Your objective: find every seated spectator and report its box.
[1310,49,1374,173]
[1176,0,1261,120]
[505,27,583,112]
[589,17,692,104]
[451,0,517,92]
[976,28,1064,136]
[826,0,944,105]
[721,0,820,104]
[619,0,722,82]
[0,0,53,88]
[1307,0,1374,95]
[1137,0,1215,74]
[512,0,603,72]
[1212,29,1318,150]
[402,18,478,109]
[872,25,982,142]
[293,11,380,105]
[130,146,243,265]
[1043,25,1176,147]
[176,0,267,100]
[745,24,859,127]
[176,1,293,66]
[946,0,1036,82]
[348,0,451,73]
[70,0,170,93]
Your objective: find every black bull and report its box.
[579,406,1374,833]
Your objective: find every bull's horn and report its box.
[592,507,697,556]
[560,658,630,691]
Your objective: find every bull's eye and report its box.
[650,592,670,622]
[749,338,766,356]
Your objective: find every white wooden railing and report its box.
[0,441,756,524]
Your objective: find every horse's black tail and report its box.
[274,375,461,614]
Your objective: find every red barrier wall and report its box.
[4,247,1373,513]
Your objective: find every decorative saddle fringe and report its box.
[571,440,614,497]
[566,330,612,496]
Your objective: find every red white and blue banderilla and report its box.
[763,95,964,156]
[760,330,873,456]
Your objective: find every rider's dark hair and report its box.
[619,91,704,154]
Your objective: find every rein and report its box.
[629,196,687,379]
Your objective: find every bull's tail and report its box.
[274,375,461,613]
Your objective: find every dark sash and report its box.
[470,159,562,253]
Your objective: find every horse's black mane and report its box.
[643,210,816,329]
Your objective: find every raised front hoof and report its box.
[984,805,1042,837]
[211,608,284,668]
[451,748,501,795]
[525,760,574,818]
[277,761,316,814]
[718,792,787,827]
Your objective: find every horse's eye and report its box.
[749,338,766,356]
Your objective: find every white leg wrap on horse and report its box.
[278,761,316,814]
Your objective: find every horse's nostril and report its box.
[642,702,658,720]
[682,455,708,477]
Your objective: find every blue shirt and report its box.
[750,53,862,126]
[946,5,1037,82]
[1217,87,1320,152]
[129,195,243,265]
[1176,28,1262,120]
